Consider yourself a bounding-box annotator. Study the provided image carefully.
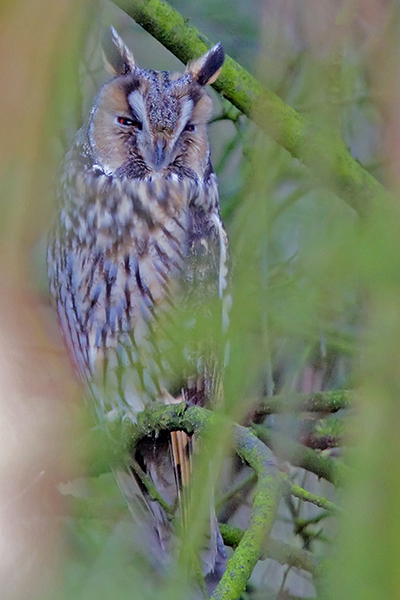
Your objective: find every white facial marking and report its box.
[128,90,146,123]
[172,98,194,143]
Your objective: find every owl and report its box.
[48,28,228,592]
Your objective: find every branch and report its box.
[112,403,286,600]
[254,389,353,416]
[211,426,286,600]
[75,398,348,491]
[290,483,340,514]
[114,0,386,214]
[252,424,348,486]
[219,524,321,577]
[72,402,343,597]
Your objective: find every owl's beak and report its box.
[154,138,167,170]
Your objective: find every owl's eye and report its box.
[184,123,196,133]
[116,116,143,130]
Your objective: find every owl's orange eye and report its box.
[116,116,142,130]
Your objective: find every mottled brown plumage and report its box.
[47,28,228,592]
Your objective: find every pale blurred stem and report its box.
[114,0,386,214]
[255,388,353,415]
[216,471,257,510]
[215,129,242,174]
[130,457,174,518]
[269,183,312,222]
[252,424,347,486]
[219,523,321,577]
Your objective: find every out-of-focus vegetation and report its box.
[2,1,400,599]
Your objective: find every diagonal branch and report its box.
[290,483,340,514]
[252,423,348,486]
[114,0,386,214]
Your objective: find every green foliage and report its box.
[4,1,400,599]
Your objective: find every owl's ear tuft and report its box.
[102,27,136,76]
[186,44,225,86]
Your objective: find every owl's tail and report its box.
[169,428,227,595]
[115,392,226,596]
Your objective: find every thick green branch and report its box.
[211,426,286,600]
[77,389,351,477]
[114,0,386,214]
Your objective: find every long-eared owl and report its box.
[47,28,228,591]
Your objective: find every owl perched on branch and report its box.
[48,28,228,592]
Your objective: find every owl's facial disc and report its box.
[127,88,196,172]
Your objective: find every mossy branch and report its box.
[255,389,353,416]
[252,424,348,486]
[114,0,386,214]
[77,396,348,491]
[73,401,342,597]
[211,425,286,600]
[290,483,340,514]
[99,402,286,600]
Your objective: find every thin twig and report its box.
[219,523,322,577]
[290,483,340,514]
